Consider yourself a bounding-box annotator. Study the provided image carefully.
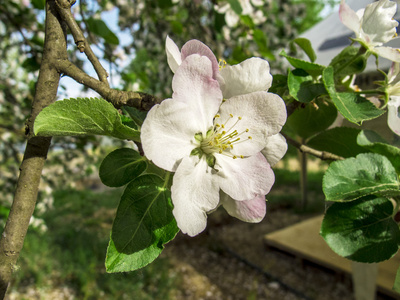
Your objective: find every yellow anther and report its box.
[222,99,226,102]
[229,113,233,118]
[248,136,252,139]
[233,155,237,159]
[397,49,400,53]
[240,155,244,158]
[238,116,242,120]
[230,145,233,149]
[216,124,220,127]
[221,124,225,128]
[219,150,222,153]
[222,131,226,135]
[215,114,220,118]
[245,129,249,132]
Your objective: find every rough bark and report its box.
[0,1,66,298]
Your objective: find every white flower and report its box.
[339,0,400,62]
[142,46,287,236]
[385,62,400,135]
[165,36,288,224]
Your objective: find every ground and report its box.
[164,207,395,300]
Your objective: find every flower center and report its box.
[191,113,252,168]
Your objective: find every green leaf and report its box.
[329,46,367,77]
[31,0,45,9]
[323,153,400,202]
[293,38,316,62]
[322,67,384,124]
[227,0,243,15]
[99,148,147,187]
[86,18,119,45]
[284,98,337,139]
[123,106,147,127]
[34,98,140,141]
[22,57,40,72]
[357,130,400,172]
[307,127,368,158]
[288,69,326,103]
[280,50,325,77]
[105,174,179,272]
[321,196,400,263]
[394,266,400,293]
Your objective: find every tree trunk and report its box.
[0,1,66,298]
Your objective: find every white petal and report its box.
[361,0,398,46]
[218,57,272,98]
[166,36,182,73]
[181,40,220,79]
[388,96,400,136]
[339,0,362,35]
[225,10,239,27]
[171,156,220,236]
[217,91,287,156]
[141,99,199,172]
[172,54,223,134]
[261,133,288,167]
[221,192,266,222]
[373,46,400,62]
[216,152,274,201]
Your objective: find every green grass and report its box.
[11,188,180,300]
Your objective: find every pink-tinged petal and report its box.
[216,152,274,201]
[172,54,223,134]
[373,46,400,63]
[141,99,200,172]
[166,36,182,73]
[388,96,400,136]
[218,58,272,98]
[261,133,288,167]
[181,40,220,79]
[339,0,362,35]
[217,91,287,156]
[221,193,266,222]
[171,156,220,236]
[361,0,398,46]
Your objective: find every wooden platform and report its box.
[264,215,400,299]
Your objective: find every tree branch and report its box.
[282,133,344,161]
[55,0,109,85]
[0,1,67,298]
[55,59,161,110]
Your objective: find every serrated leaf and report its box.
[323,67,384,124]
[86,18,119,45]
[329,45,367,77]
[105,174,179,272]
[34,98,139,141]
[99,148,147,187]
[293,37,316,62]
[357,130,400,172]
[323,153,400,201]
[307,127,368,158]
[288,69,326,103]
[321,196,400,263]
[280,50,325,77]
[284,98,337,139]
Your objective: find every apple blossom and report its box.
[166,36,288,161]
[384,62,400,135]
[339,0,400,62]
[141,49,287,236]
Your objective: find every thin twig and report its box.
[282,133,344,161]
[55,59,161,110]
[55,0,109,85]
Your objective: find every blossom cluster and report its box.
[141,37,287,236]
